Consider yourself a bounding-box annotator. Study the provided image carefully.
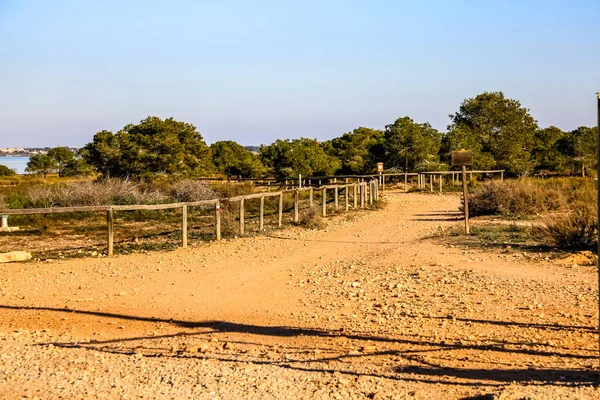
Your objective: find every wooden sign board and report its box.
[451,150,474,166]
[377,162,384,172]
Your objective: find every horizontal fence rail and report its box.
[0,181,380,257]
[195,170,505,192]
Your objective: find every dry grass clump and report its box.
[211,181,255,198]
[467,178,595,218]
[170,180,218,202]
[22,179,168,207]
[296,206,325,229]
[468,180,564,217]
[534,202,597,251]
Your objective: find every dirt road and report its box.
[0,192,598,399]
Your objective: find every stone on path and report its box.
[0,251,32,263]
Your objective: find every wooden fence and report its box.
[414,170,504,193]
[0,181,379,256]
[199,170,504,192]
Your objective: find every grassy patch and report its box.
[440,223,552,255]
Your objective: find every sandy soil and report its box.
[0,192,598,399]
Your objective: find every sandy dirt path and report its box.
[0,192,598,399]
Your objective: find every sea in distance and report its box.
[0,156,30,174]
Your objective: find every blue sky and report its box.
[0,0,598,147]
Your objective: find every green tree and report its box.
[448,92,538,176]
[440,126,495,170]
[556,126,597,177]
[532,126,567,173]
[0,165,16,176]
[82,117,213,180]
[383,117,442,171]
[25,154,58,178]
[80,130,121,177]
[47,146,76,177]
[260,138,341,178]
[210,141,265,178]
[62,154,94,177]
[330,127,384,174]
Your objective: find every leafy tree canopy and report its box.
[531,126,567,173]
[82,117,213,180]
[25,154,58,178]
[0,165,16,176]
[556,126,597,176]
[448,91,538,176]
[383,117,441,171]
[47,147,75,177]
[210,140,265,178]
[260,138,341,178]
[330,127,384,174]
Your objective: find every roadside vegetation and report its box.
[0,182,373,260]
[466,178,597,251]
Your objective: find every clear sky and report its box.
[1,0,598,148]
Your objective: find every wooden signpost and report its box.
[452,150,474,235]
[377,162,384,190]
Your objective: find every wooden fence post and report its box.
[334,187,339,210]
[215,201,221,241]
[294,190,299,223]
[430,175,433,192]
[369,182,374,205]
[278,193,283,227]
[182,204,188,248]
[345,185,349,211]
[322,188,327,217]
[239,198,245,235]
[107,207,114,256]
[462,165,470,235]
[259,196,265,231]
[360,184,365,208]
[309,188,313,207]
[353,184,358,208]
[500,171,504,181]
[439,175,443,193]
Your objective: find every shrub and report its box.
[211,181,255,198]
[16,178,167,208]
[534,202,597,250]
[2,192,32,209]
[296,206,324,229]
[170,180,218,202]
[468,179,569,217]
[0,165,16,176]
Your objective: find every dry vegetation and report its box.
[467,178,597,251]
[0,181,363,260]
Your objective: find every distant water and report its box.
[0,156,30,174]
